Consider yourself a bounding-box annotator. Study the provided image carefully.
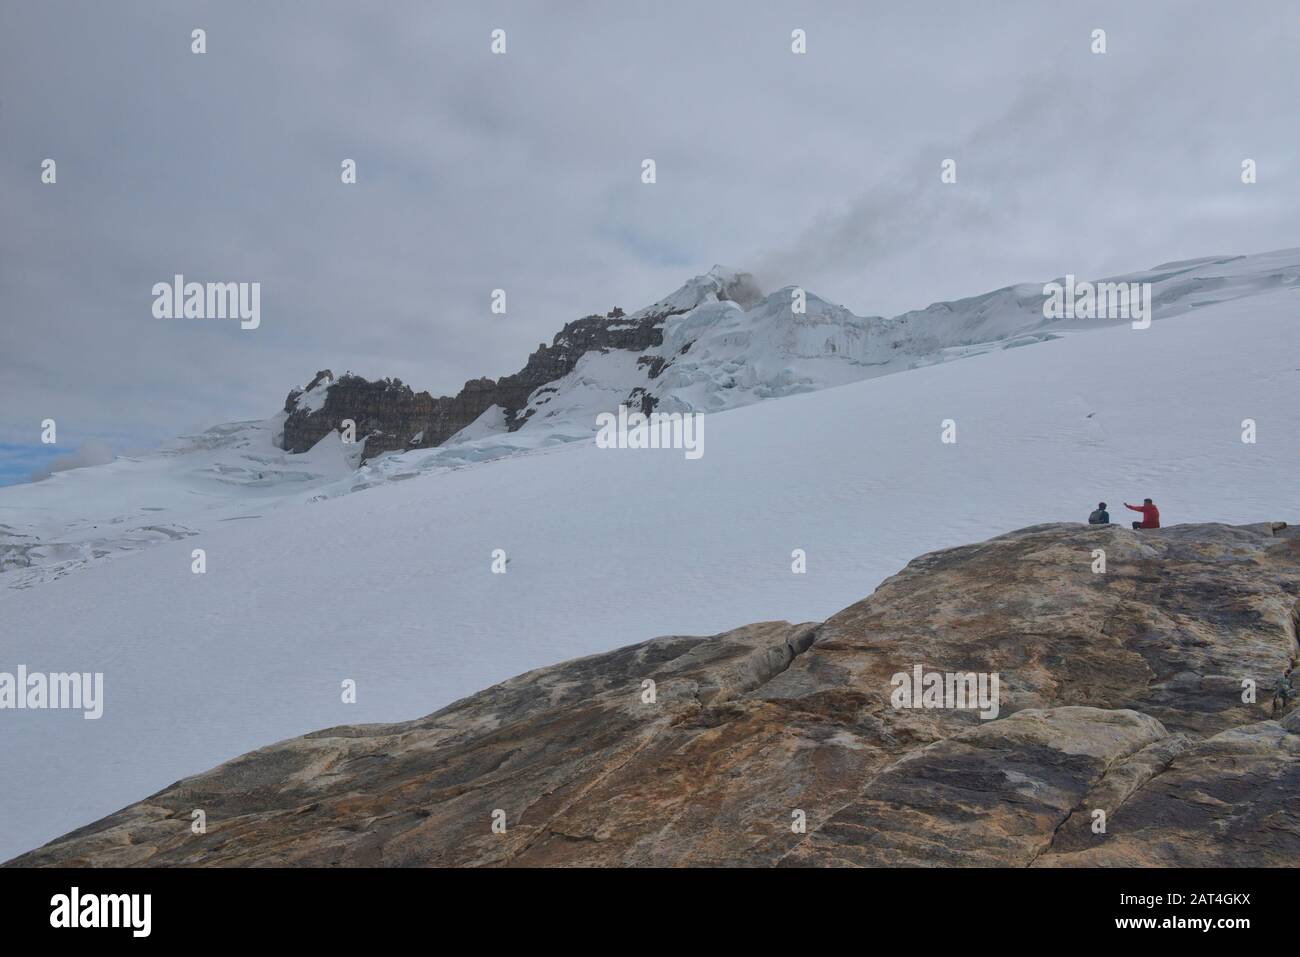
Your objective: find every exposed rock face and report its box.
[279,269,766,462]
[281,372,439,461]
[9,522,1299,867]
[279,305,691,461]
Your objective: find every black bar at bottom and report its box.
[0,866,1277,943]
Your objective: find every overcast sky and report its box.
[1,0,1296,482]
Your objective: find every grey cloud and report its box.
[1,0,1296,457]
[31,439,115,481]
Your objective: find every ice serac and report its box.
[10,521,1299,868]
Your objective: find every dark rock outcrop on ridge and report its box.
[9,521,1299,867]
[278,268,765,461]
[280,306,682,461]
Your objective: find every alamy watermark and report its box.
[1042,274,1151,330]
[595,404,704,459]
[0,666,104,719]
[50,887,150,937]
[152,274,260,329]
[890,664,1000,720]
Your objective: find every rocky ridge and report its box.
[279,269,763,460]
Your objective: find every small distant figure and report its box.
[1272,669,1295,717]
[1125,498,1160,529]
[1088,502,1110,525]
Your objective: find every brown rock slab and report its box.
[8,521,1299,867]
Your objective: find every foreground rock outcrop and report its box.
[9,522,1300,867]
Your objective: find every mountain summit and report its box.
[278,265,772,462]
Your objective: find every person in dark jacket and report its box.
[1088,502,1110,525]
[1272,669,1295,717]
[1125,498,1160,529]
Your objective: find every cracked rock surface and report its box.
[9,522,1300,867]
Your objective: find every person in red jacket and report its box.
[1125,498,1160,529]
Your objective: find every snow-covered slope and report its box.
[3,251,1298,591]
[3,277,1298,860]
[519,248,1300,421]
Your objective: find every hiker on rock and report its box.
[1088,502,1110,525]
[1125,498,1160,529]
[1272,669,1295,717]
